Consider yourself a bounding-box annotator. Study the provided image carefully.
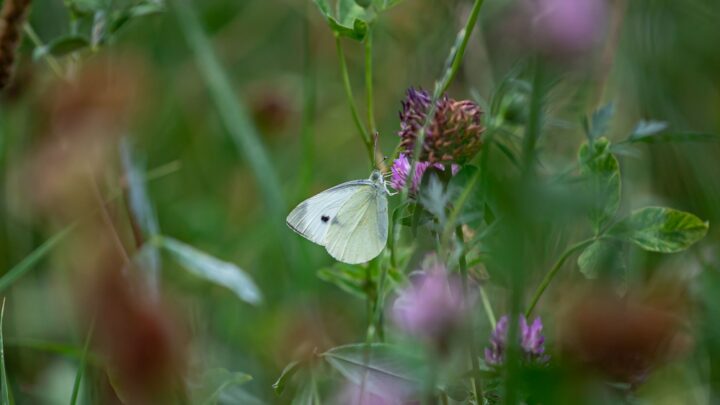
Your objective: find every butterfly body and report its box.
[286,171,390,264]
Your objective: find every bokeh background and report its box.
[1,0,720,403]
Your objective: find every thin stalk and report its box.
[525,238,595,317]
[521,60,544,175]
[479,284,496,329]
[69,317,96,405]
[298,0,316,197]
[335,36,373,166]
[440,0,485,94]
[364,29,376,134]
[23,24,63,78]
[456,227,483,403]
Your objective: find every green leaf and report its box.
[317,263,402,299]
[321,343,427,398]
[0,225,74,293]
[609,207,709,253]
[110,2,166,35]
[312,0,374,41]
[579,137,621,234]
[191,368,252,405]
[577,239,625,279]
[160,237,262,305]
[317,263,368,299]
[629,131,720,144]
[273,361,301,395]
[585,103,614,140]
[447,165,484,227]
[0,300,10,405]
[32,35,89,60]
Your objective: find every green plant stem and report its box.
[334,35,373,166]
[298,1,316,198]
[440,0,485,94]
[525,238,595,317]
[364,29,376,135]
[23,24,64,78]
[456,227,483,403]
[69,317,96,405]
[479,284,496,329]
[373,265,388,342]
[522,59,544,175]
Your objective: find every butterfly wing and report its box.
[324,186,388,264]
[286,180,372,245]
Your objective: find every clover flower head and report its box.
[398,88,484,165]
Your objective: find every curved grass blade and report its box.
[0,225,74,293]
[172,0,285,222]
[1,299,10,405]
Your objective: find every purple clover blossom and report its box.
[398,88,484,165]
[485,315,548,366]
[389,153,442,193]
[391,256,465,342]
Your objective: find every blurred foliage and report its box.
[0,0,720,403]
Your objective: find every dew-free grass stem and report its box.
[364,30,376,134]
[525,238,595,317]
[456,226,484,403]
[335,35,373,167]
[440,0,485,94]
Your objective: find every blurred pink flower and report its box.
[336,381,411,405]
[391,256,465,341]
[529,0,608,55]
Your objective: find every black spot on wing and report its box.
[321,215,330,222]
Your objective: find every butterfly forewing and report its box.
[324,186,388,264]
[286,181,372,245]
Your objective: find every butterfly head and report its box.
[369,170,384,185]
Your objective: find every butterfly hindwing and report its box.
[325,186,388,264]
[286,180,372,245]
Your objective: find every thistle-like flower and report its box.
[485,315,548,366]
[398,88,484,165]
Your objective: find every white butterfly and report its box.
[287,170,394,264]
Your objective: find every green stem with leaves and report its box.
[525,238,595,317]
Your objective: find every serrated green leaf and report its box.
[321,343,427,398]
[32,35,89,61]
[191,368,252,405]
[579,137,621,234]
[160,237,262,305]
[609,207,709,253]
[273,361,301,395]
